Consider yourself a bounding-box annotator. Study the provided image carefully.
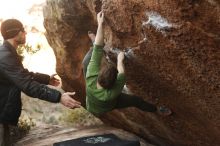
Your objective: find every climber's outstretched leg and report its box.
[115,93,172,116]
[157,105,172,116]
[115,93,157,112]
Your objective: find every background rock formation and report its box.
[43,0,220,145]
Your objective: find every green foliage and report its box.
[42,114,59,125]
[10,116,36,142]
[60,107,102,127]
[18,116,36,131]
[33,106,43,113]
[17,43,42,61]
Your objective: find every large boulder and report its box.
[43,0,220,145]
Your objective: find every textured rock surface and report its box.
[43,0,220,146]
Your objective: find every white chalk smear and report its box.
[124,48,135,58]
[142,11,173,31]
[109,47,135,59]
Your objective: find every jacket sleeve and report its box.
[23,69,50,85]
[0,54,61,103]
[33,73,50,84]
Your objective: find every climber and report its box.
[82,11,172,116]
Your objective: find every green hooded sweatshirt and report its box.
[86,44,125,115]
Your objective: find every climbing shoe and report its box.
[157,105,172,116]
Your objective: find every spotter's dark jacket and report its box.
[0,41,61,125]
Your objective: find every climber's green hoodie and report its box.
[86,44,125,115]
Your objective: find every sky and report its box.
[0,0,56,75]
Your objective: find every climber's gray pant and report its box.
[82,47,93,78]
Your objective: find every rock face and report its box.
[43,0,220,146]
